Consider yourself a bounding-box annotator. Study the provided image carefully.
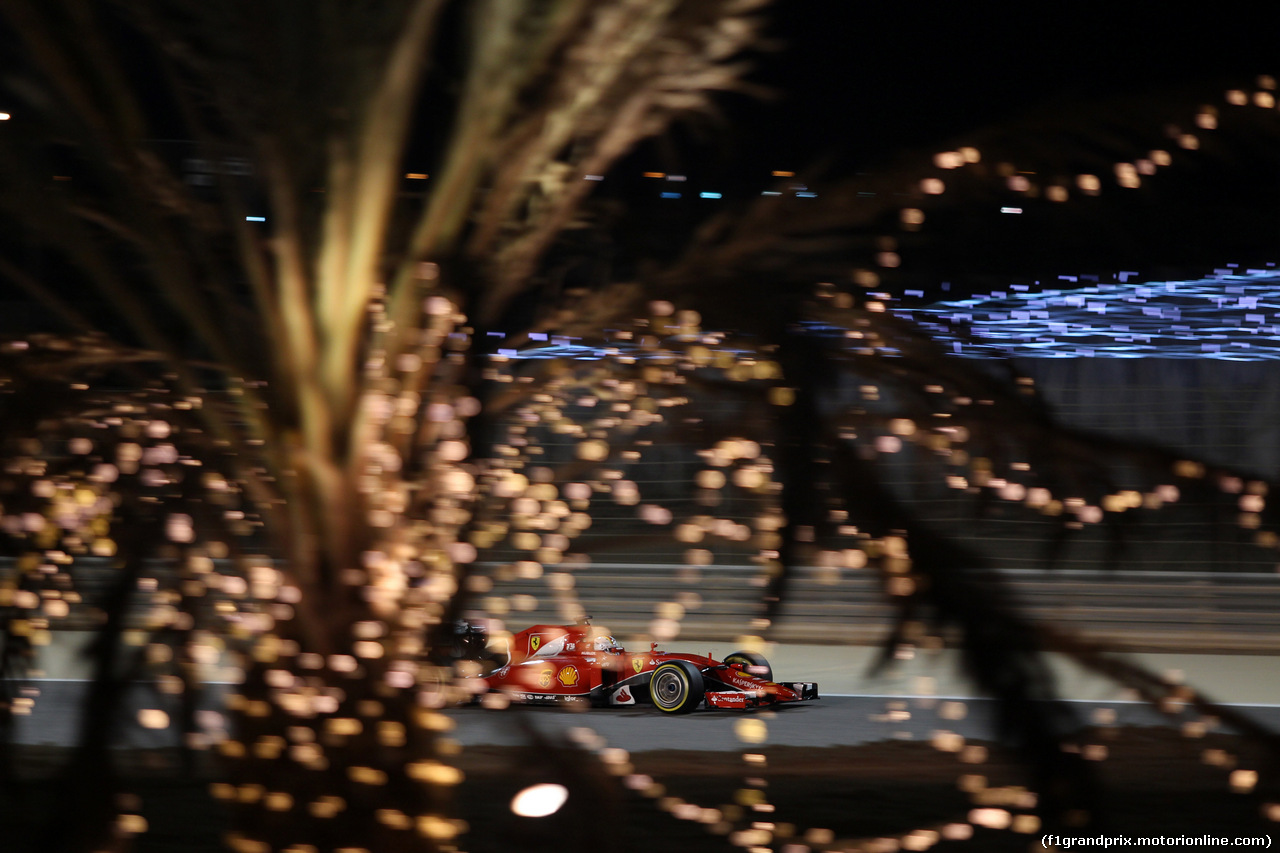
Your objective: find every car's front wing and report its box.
[704,681,819,709]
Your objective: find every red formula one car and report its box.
[474,621,819,713]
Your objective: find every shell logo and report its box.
[557,666,579,686]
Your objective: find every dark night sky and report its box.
[4,2,1278,304]
[609,2,1280,294]
[735,2,1280,172]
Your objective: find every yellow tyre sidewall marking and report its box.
[652,663,693,711]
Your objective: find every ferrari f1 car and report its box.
[472,621,819,713]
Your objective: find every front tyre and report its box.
[724,651,772,682]
[649,661,705,714]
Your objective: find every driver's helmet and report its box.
[451,619,489,659]
[593,634,620,652]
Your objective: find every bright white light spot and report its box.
[438,439,468,461]
[166,514,194,543]
[583,174,604,181]
[696,469,726,490]
[138,709,170,729]
[1000,207,1023,214]
[441,469,474,494]
[1115,162,1141,188]
[968,807,1011,829]
[735,718,768,744]
[875,435,902,454]
[245,216,266,222]
[934,151,963,169]
[424,295,452,315]
[640,504,673,525]
[511,783,568,817]
[1231,769,1259,793]
[1079,505,1103,524]
[650,617,680,640]
[448,541,478,563]
[577,439,609,461]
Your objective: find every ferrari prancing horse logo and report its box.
[558,666,579,686]
[632,657,643,674]
[530,635,542,653]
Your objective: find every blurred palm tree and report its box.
[0,1,1278,851]
[0,2,776,850]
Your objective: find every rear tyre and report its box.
[649,661,704,714]
[724,651,772,681]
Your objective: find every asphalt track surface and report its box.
[440,695,1280,753]
[12,637,1280,750]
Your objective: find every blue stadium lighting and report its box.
[896,268,1280,360]
[246,215,266,222]
[699,191,722,199]
[492,268,1280,364]
[795,191,817,198]
[660,192,681,199]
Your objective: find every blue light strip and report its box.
[492,268,1280,363]
[896,268,1280,360]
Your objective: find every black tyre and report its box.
[724,650,772,681]
[649,661,705,714]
